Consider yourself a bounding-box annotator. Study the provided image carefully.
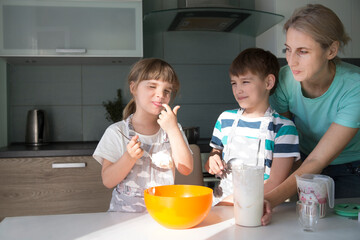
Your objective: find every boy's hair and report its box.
[123,58,180,120]
[229,48,279,95]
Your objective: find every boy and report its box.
[205,48,300,206]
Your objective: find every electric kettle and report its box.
[25,109,49,146]
[296,174,335,218]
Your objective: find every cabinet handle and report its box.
[52,163,86,168]
[56,48,87,54]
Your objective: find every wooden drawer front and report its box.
[0,156,112,219]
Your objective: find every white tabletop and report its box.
[0,198,359,240]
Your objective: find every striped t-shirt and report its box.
[210,108,300,179]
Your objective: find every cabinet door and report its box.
[0,156,112,220]
[0,0,142,57]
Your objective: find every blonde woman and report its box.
[262,4,360,224]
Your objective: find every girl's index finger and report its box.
[161,103,171,112]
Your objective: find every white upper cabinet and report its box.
[0,0,142,59]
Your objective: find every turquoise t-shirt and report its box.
[270,61,360,165]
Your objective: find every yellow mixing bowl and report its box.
[144,185,213,229]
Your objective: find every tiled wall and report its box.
[7,64,132,143]
[8,56,360,144]
[7,31,253,143]
[145,31,254,139]
[6,0,360,144]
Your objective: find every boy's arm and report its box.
[204,148,224,176]
[263,157,295,194]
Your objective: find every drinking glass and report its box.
[296,200,320,232]
[233,164,264,227]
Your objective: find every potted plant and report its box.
[103,88,123,123]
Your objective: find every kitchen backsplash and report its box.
[7,29,255,143]
[7,62,238,143]
[7,27,360,144]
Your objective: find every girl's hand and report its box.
[126,135,144,160]
[157,104,180,133]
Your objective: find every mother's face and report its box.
[284,27,334,83]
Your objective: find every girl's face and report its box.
[131,79,173,115]
[285,27,334,83]
[230,72,271,113]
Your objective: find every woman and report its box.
[262,4,360,224]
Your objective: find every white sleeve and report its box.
[93,123,127,165]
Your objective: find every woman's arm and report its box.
[264,157,295,194]
[101,135,143,188]
[279,111,292,120]
[264,122,359,207]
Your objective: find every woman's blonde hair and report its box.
[284,4,351,60]
[123,58,180,119]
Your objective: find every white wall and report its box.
[255,0,360,58]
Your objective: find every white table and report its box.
[0,198,359,240]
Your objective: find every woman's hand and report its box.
[126,135,143,160]
[261,199,272,226]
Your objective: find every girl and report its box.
[93,58,193,212]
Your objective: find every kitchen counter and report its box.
[0,142,98,158]
[0,198,359,240]
[0,139,212,158]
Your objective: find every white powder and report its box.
[151,151,173,169]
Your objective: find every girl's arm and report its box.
[264,122,359,207]
[101,135,144,188]
[263,157,294,194]
[158,104,193,175]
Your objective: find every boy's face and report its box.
[230,72,272,113]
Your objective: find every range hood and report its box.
[143,1,284,37]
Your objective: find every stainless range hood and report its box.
[144,0,284,37]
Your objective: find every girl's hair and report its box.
[284,4,351,60]
[123,58,180,119]
[229,48,279,95]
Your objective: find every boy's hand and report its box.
[157,104,180,133]
[126,135,143,160]
[205,152,225,176]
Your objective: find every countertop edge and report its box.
[0,140,212,158]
